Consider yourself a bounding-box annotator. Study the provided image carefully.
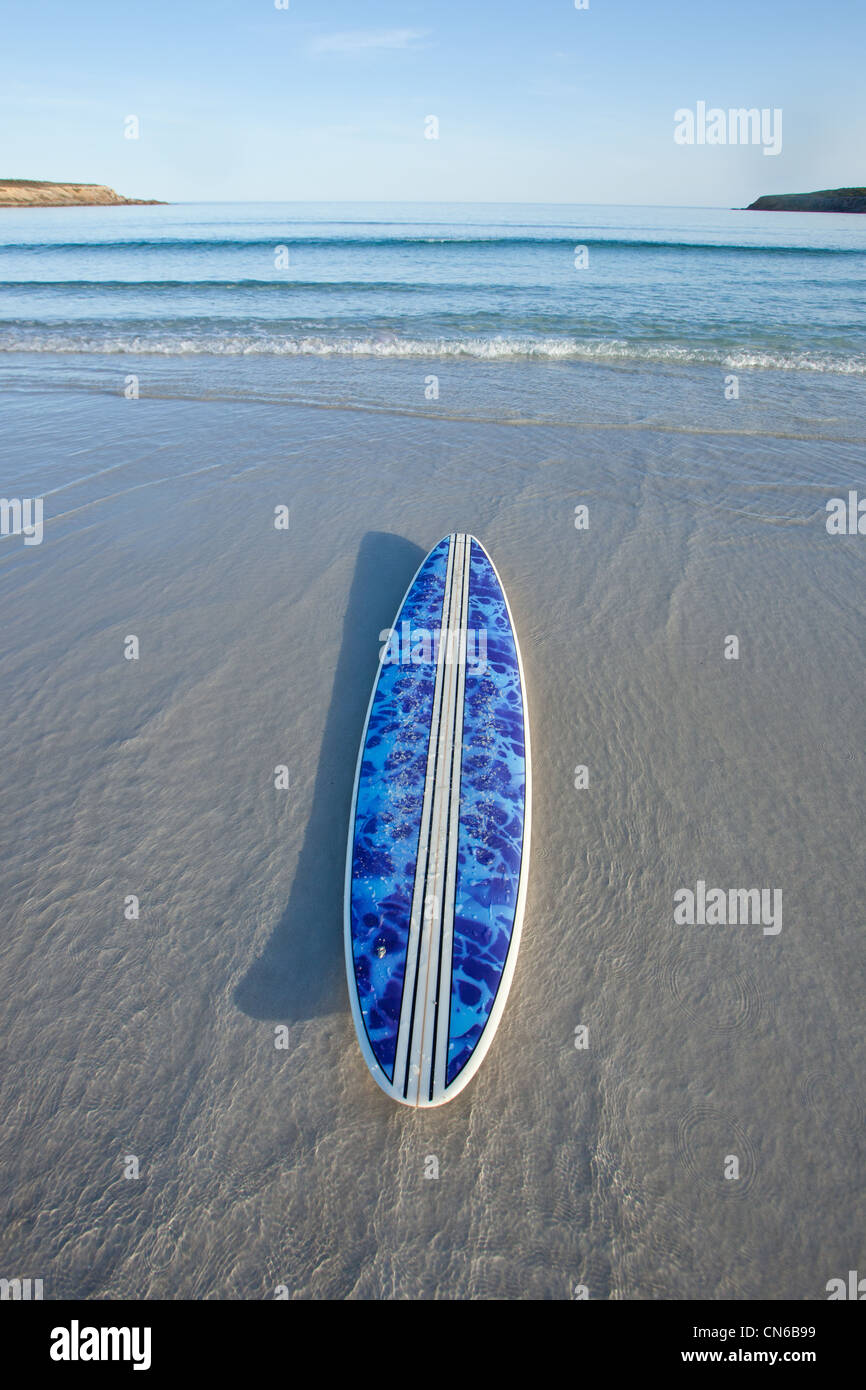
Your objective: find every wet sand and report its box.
[1,357,864,1298]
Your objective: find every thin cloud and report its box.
[310,29,429,55]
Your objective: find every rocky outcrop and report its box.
[746,187,866,213]
[0,179,164,207]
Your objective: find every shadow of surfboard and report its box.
[234,530,425,1024]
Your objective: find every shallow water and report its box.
[1,347,864,1298]
[1,201,864,1298]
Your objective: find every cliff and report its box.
[746,187,866,214]
[0,179,164,207]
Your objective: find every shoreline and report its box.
[1,368,863,1298]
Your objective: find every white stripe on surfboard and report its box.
[398,532,466,1102]
[392,533,458,1095]
[428,534,471,1101]
[403,533,470,1105]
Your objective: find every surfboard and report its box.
[344,534,531,1107]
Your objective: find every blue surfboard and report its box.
[344,534,531,1107]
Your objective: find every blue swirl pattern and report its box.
[447,541,527,1084]
[348,538,449,1079]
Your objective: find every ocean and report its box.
[2,201,865,373]
[1,203,864,1299]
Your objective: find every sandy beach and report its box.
[1,341,864,1297]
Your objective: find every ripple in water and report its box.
[676,1105,758,1197]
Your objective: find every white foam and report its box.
[1,331,864,374]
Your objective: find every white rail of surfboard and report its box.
[392,532,471,1105]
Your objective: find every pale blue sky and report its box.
[2,0,863,205]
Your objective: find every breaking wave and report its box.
[1,329,864,373]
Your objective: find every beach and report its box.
[1,204,865,1298]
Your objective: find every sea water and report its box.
[1,201,865,373]
[0,202,864,1300]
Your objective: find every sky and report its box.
[1,0,864,206]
